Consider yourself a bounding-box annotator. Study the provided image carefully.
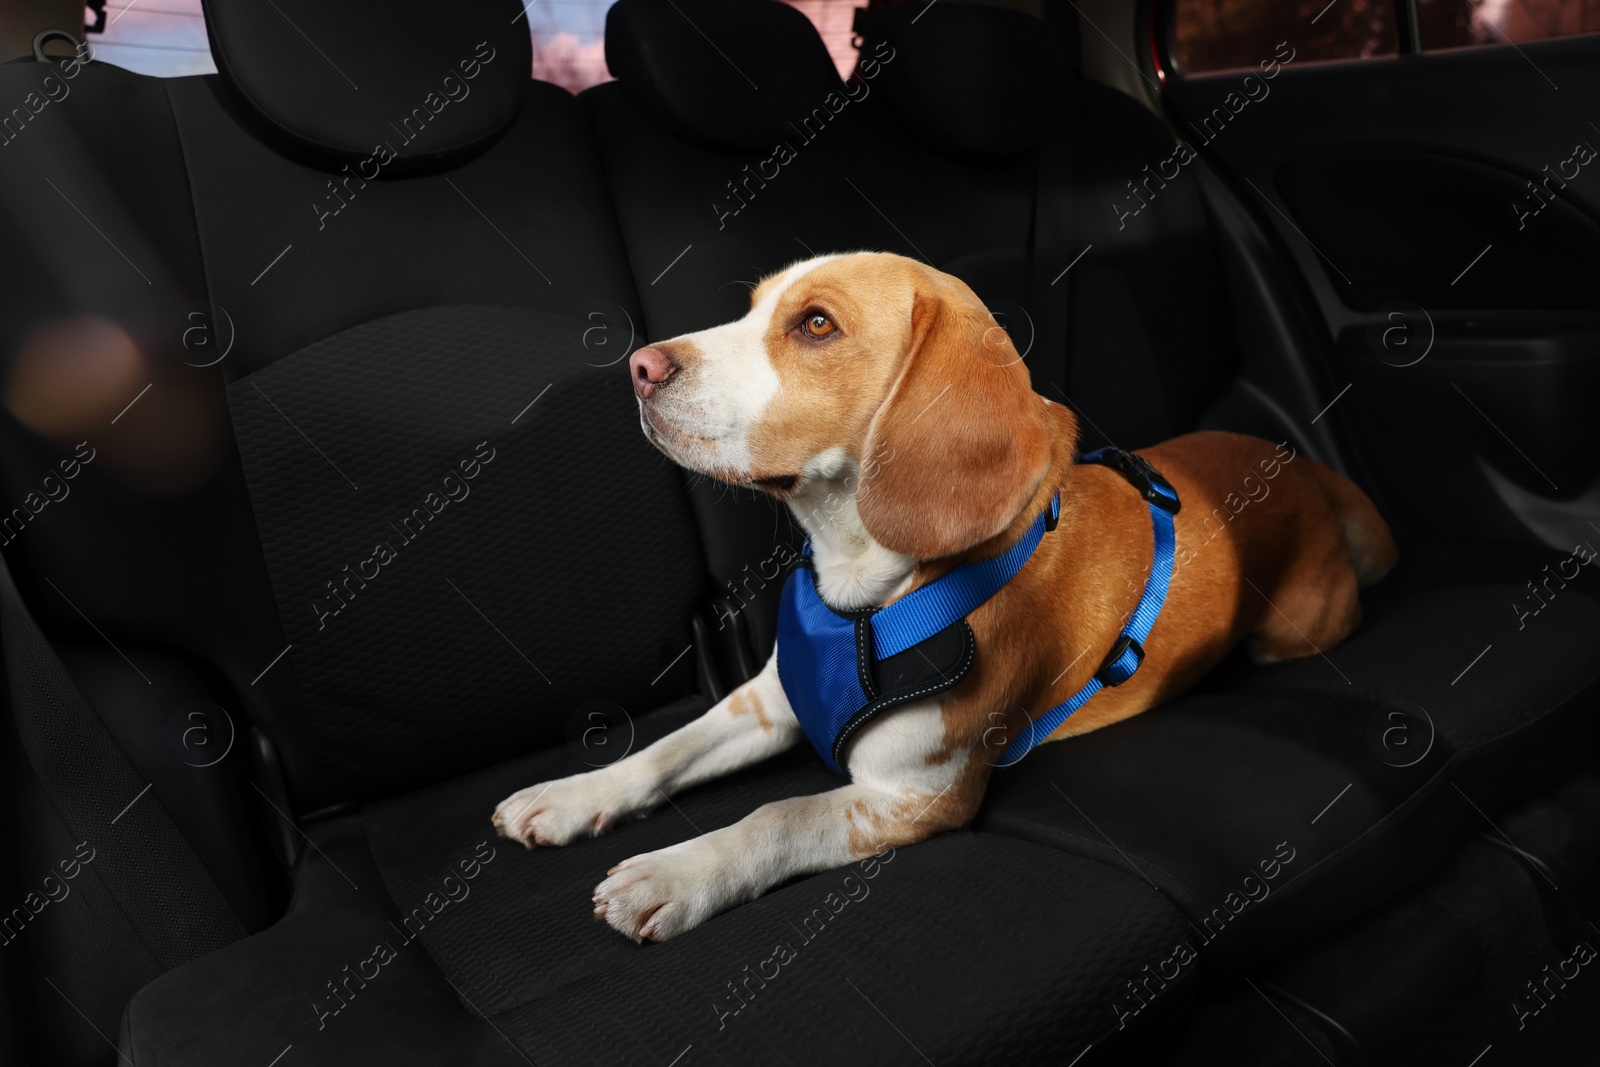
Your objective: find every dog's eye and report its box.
[801,313,836,339]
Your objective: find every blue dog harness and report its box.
[776,447,1181,774]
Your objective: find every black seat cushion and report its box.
[118,810,518,1065]
[490,831,1189,1065]
[978,570,1600,976]
[1234,579,1598,751]
[123,697,1200,1063]
[362,695,831,1015]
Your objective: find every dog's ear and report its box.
[857,277,1052,560]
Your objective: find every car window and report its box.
[524,0,866,89]
[1416,0,1600,50]
[1170,0,1400,75]
[88,0,215,77]
[523,0,613,92]
[1170,0,1598,76]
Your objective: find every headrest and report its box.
[201,0,531,174]
[853,3,1072,162]
[605,0,843,153]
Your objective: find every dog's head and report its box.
[629,252,1060,560]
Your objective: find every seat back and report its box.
[0,0,709,812]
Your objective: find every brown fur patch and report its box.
[727,687,773,731]
[843,750,991,858]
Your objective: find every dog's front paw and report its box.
[492,770,640,848]
[593,839,735,943]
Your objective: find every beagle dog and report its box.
[492,251,1396,943]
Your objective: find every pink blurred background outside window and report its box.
[79,0,864,86]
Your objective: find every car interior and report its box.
[2,0,1598,1062]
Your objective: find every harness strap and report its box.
[868,493,1060,661]
[993,446,1179,766]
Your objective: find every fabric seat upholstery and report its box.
[125,699,1201,1064]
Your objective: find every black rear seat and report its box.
[0,0,1596,1064]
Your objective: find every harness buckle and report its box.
[1098,450,1181,514]
[1095,634,1145,687]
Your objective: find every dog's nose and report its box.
[630,346,678,400]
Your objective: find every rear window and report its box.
[523,0,612,93]
[81,0,863,87]
[89,0,214,78]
